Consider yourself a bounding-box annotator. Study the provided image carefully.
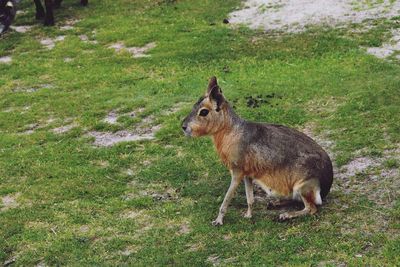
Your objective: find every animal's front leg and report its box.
[212,170,243,226]
[243,177,254,218]
[33,0,45,20]
[44,0,54,26]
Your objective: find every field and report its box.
[1,0,399,265]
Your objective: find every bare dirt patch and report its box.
[121,210,153,232]
[125,181,179,202]
[91,160,110,168]
[3,257,16,266]
[206,255,221,266]
[119,245,138,256]
[337,156,381,178]
[123,168,136,177]
[11,25,32,33]
[89,110,161,146]
[109,42,125,52]
[0,55,12,64]
[18,117,67,135]
[103,110,120,124]
[64,57,73,62]
[206,255,236,266]
[16,10,27,15]
[3,105,32,113]
[26,221,52,230]
[12,84,53,93]
[178,222,191,235]
[35,261,46,267]
[109,42,156,58]
[79,225,90,233]
[150,188,177,201]
[1,193,20,211]
[229,0,400,33]
[187,242,205,252]
[20,123,39,135]
[13,87,36,93]
[162,102,190,115]
[2,107,15,113]
[78,34,98,44]
[60,18,80,31]
[103,109,140,125]
[127,42,156,58]
[366,28,400,59]
[40,36,65,50]
[88,127,159,147]
[79,34,89,41]
[52,123,77,134]
[66,19,81,25]
[60,25,74,31]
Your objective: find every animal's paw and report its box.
[278,212,292,221]
[243,211,252,219]
[44,18,54,26]
[211,218,223,226]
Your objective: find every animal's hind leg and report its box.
[278,190,318,221]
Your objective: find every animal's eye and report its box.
[199,109,209,117]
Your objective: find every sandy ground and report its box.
[40,36,65,50]
[229,0,400,59]
[366,28,400,58]
[109,42,156,58]
[0,56,12,64]
[229,0,400,33]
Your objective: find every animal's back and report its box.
[239,122,333,199]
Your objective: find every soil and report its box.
[0,56,12,64]
[366,28,400,59]
[10,25,32,33]
[229,0,400,33]
[109,42,156,58]
[40,36,65,50]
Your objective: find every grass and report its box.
[1,0,400,265]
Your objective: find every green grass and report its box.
[1,0,399,265]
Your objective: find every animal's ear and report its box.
[207,76,218,95]
[207,77,224,111]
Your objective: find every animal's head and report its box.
[182,76,228,137]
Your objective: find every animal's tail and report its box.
[320,158,334,200]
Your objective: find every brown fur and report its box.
[182,76,333,225]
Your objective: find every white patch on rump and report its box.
[292,187,322,205]
[314,189,322,205]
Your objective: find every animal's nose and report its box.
[182,126,187,131]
